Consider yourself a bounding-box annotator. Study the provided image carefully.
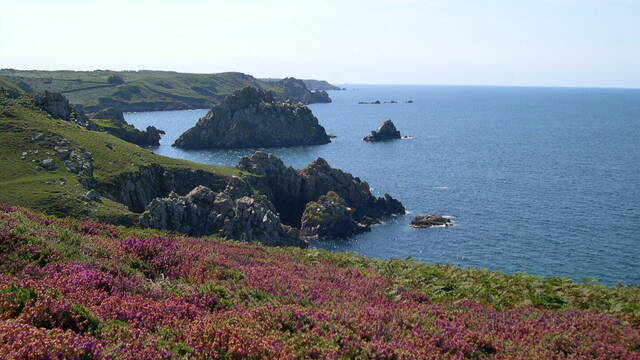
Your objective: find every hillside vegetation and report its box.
[0,91,242,223]
[0,204,638,359]
[0,69,332,113]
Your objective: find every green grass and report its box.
[0,70,282,112]
[0,92,243,222]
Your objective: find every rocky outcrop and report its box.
[99,165,229,213]
[139,182,304,247]
[300,191,369,239]
[173,87,331,149]
[35,91,72,120]
[410,215,452,228]
[35,91,94,129]
[238,152,405,229]
[363,120,402,142]
[91,107,165,147]
[273,77,331,104]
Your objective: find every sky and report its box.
[1,0,639,88]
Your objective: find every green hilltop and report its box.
[0,69,323,113]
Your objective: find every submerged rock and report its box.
[410,214,451,228]
[173,86,331,149]
[363,120,402,142]
[300,191,369,239]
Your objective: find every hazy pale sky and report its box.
[1,0,638,87]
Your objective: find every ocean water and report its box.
[126,85,640,285]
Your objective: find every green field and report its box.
[0,69,283,112]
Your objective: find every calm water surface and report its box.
[126,85,640,285]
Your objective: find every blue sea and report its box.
[126,85,640,285]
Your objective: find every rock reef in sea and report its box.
[363,119,402,142]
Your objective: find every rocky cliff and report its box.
[173,87,331,149]
[300,191,369,239]
[35,91,95,129]
[99,164,229,213]
[238,152,405,234]
[139,180,304,247]
[273,77,332,104]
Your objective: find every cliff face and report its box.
[274,77,332,104]
[139,180,304,247]
[173,87,331,149]
[99,164,229,213]
[238,152,405,231]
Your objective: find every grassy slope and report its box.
[0,93,242,222]
[0,70,281,111]
[0,205,638,359]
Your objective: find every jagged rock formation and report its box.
[173,87,331,149]
[35,91,94,129]
[410,215,452,228]
[300,191,369,239]
[238,152,405,230]
[98,165,229,213]
[363,120,402,142]
[139,181,304,247]
[273,77,331,104]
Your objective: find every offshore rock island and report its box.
[173,86,331,149]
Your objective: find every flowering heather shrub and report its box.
[0,205,639,359]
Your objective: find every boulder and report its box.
[363,120,402,142]
[410,215,452,228]
[173,86,331,149]
[37,158,56,171]
[300,191,368,239]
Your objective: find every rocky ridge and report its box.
[274,77,331,104]
[91,107,166,147]
[238,152,405,235]
[173,87,331,149]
